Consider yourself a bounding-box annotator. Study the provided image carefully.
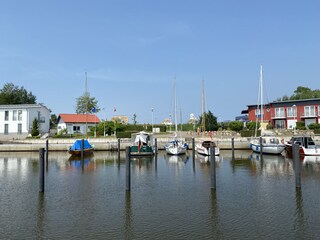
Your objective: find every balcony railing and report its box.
[300,112,317,118]
[271,113,286,119]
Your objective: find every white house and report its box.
[57,114,100,135]
[0,104,51,139]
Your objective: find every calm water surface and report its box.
[1,150,320,239]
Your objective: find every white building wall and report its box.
[0,104,51,138]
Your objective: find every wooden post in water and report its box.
[259,136,263,157]
[210,146,216,190]
[126,147,131,191]
[231,137,235,160]
[192,138,195,160]
[39,148,45,192]
[154,138,158,156]
[118,138,121,162]
[45,139,49,171]
[81,138,84,160]
[293,143,301,188]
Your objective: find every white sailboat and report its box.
[250,65,285,155]
[195,80,220,156]
[165,79,188,155]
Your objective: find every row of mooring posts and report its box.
[39,137,302,193]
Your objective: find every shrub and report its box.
[246,122,260,131]
[31,118,40,137]
[308,123,320,130]
[296,121,306,130]
[228,121,244,132]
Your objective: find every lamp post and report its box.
[151,108,154,133]
[293,104,297,130]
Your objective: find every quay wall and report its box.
[0,135,302,152]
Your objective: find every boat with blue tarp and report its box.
[68,139,94,156]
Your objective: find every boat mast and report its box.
[174,78,178,133]
[260,65,263,128]
[201,79,205,133]
[85,72,88,137]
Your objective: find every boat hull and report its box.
[250,143,285,155]
[196,144,220,156]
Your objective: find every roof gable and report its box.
[58,114,100,123]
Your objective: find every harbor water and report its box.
[1,150,320,239]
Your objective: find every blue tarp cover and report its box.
[70,139,93,151]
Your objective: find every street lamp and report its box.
[151,108,154,133]
[292,104,297,130]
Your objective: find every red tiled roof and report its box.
[59,114,100,123]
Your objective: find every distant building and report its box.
[162,118,172,126]
[188,113,198,124]
[242,98,320,129]
[57,114,100,134]
[235,115,248,122]
[111,115,129,124]
[0,104,51,139]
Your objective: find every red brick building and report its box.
[242,98,320,129]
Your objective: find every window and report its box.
[287,107,297,117]
[18,123,22,134]
[275,108,285,118]
[4,124,9,134]
[255,108,264,118]
[13,110,17,121]
[275,120,285,129]
[18,110,22,121]
[5,111,9,121]
[73,126,80,132]
[304,106,315,117]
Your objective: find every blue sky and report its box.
[0,0,319,124]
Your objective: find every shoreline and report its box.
[0,135,297,152]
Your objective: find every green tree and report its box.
[228,121,244,132]
[75,92,100,114]
[197,110,218,131]
[31,118,40,137]
[50,114,57,128]
[132,113,137,125]
[0,82,36,104]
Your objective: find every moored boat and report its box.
[130,131,155,156]
[196,140,220,156]
[68,139,94,156]
[250,137,285,155]
[285,136,320,156]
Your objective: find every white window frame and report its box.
[287,107,297,117]
[304,106,315,117]
[275,107,285,118]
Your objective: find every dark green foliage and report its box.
[0,82,36,104]
[76,92,100,114]
[197,110,218,131]
[31,118,40,137]
[307,123,320,130]
[246,122,260,130]
[228,121,244,132]
[145,125,167,132]
[240,129,261,137]
[50,114,57,128]
[266,124,274,130]
[123,124,145,132]
[278,86,320,101]
[296,121,306,130]
[116,132,134,138]
[132,113,137,125]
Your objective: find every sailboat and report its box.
[195,80,220,156]
[250,65,285,155]
[164,79,188,155]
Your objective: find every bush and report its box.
[31,118,40,137]
[246,122,260,131]
[308,123,320,130]
[228,121,244,132]
[266,124,274,129]
[296,121,306,130]
[240,129,261,137]
[116,131,133,138]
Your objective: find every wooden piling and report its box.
[293,143,301,188]
[154,138,158,156]
[45,139,49,171]
[81,138,84,160]
[118,138,121,162]
[259,136,263,157]
[210,146,216,190]
[192,137,195,160]
[39,148,45,192]
[231,137,235,160]
[126,147,131,191]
